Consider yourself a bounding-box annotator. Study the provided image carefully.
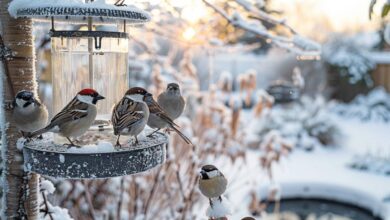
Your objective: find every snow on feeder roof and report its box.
[23,132,167,179]
[8,0,150,24]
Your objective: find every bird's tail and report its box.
[29,126,51,138]
[170,125,193,146]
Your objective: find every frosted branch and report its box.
[202,0,321,56]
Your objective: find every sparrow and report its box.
[112,87,150,147]
[199,165,227,207]
[29,88,105,146]
[157,83,185,120]
[12,90,48,138]
[144,93,193,145]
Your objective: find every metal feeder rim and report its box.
[50,30,128,39]
[23,134,168,179]
[23,134,169,155]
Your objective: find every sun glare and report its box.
[182,27,196,41]
[167,0,208,24]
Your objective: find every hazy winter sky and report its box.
[272,0,380,34]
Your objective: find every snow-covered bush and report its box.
[247,96,342,151]
[349,153,390,176]
[322,35,376,85]
[330,87,390,122]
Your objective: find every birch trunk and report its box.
[0,1,39,219]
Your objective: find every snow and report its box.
[292,35,322,52]
[323,35,376,84]
[8,0,150,23]
[59,154,65,163]
[41,179,56,194]
[66,141,115,153]
[24,129,167,154]
[206,196,232,218]
[368,51,390,64]
[246,95,341,151]
[329,87,390,122]
[258,115,390,220]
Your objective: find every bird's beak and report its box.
[200,170,207,179]
[95,95,105,101]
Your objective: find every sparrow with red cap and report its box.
[29,88,105,146]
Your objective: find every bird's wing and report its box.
[49,98,89,127]
[148,98,179,127]
[112,98,145,131]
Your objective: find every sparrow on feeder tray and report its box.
[144,91,193,145]
[29,88,105,146]
[157,83,185,120]
[199,165,228,207]
[12,90,48,138]
[112,87,150,147]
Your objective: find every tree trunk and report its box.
[0,1,39,219]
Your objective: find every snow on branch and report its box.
[39,178,73,220]
[202,0,321,57]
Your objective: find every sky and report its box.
[271,0,384,36]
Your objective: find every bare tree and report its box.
[0,1,39,219]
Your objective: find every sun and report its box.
[182,27,196,41]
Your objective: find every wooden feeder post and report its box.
[0,0,39,219]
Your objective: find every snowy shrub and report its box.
[323,35,376,85]
[330,87,390,122]
[348,153,390,176]
[247,96,342,151]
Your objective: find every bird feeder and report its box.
[10,0,150,123]
[10,0,168,178]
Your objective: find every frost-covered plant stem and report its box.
[82,180,96,219]
[116,177,125,220]
[143,165,163,219]
[41,190,53,220]
[0,1,39,218]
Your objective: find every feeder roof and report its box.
[8,0,150,24]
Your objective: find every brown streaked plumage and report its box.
[144,94,193,145]
[112,87,150,146]
[29,89,105,146]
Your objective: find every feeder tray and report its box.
[23,132,168,179]
[8,0,150,24]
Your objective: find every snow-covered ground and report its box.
[259,115,390,220]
